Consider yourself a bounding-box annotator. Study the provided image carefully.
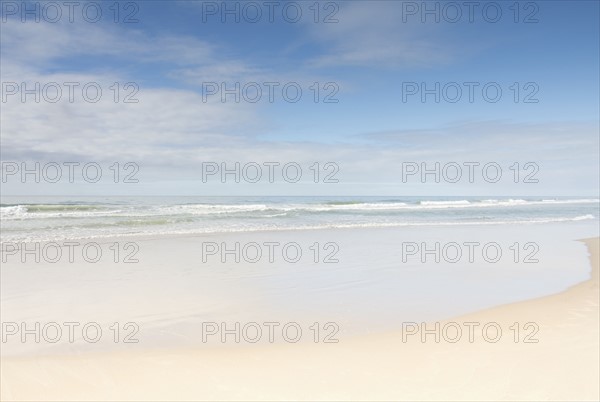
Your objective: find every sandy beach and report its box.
[2,0,598,399]
[1,237,597,401]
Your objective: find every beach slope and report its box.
[1,238,598,401]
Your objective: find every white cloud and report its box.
[1,10,597,196]
[0,18,214,67]
[305,1,458,69]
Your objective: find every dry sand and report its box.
[1,238,598,401]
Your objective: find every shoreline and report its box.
[1,217,597,245]
[1,238,598,401]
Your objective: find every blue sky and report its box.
[1,0,598,195]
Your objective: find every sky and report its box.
[1,0,599,196]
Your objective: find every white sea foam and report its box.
[2,198,598,220]
[0,205,28,218]
[0,214,596,244]
[1,198,597,242]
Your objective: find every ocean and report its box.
[1,195,598,243]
